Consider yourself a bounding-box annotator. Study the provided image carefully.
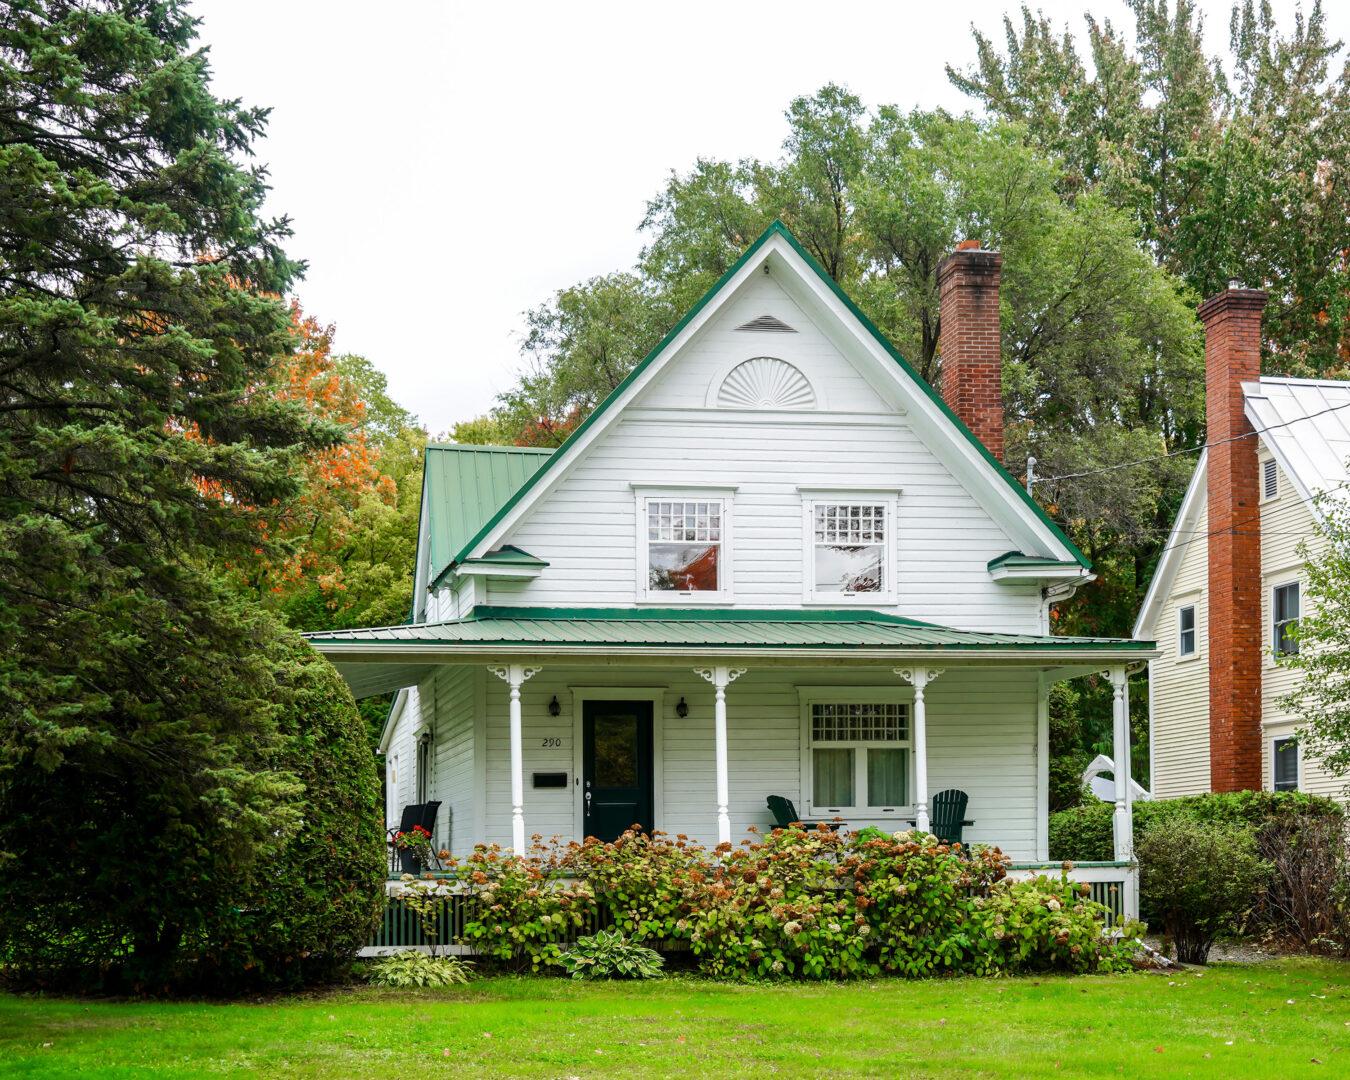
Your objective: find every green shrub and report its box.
[974,876,1139,973]
[1134,817,1272,963]
[1049,790,1346,863]
[201,641,386,989]
[366,953,474,988]
[561,930,664,980]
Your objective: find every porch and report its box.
[307,608,1153,919]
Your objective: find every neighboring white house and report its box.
[307,223,1153,912]
[1135,285,1350,804]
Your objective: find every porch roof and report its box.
[306,607,1155,696]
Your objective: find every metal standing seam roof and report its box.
[421,444,553,582]
[1244,376,1350,509]
[305,607,1153,652]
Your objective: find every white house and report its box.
[1136,284,1350,802]
[307,223,1153,913]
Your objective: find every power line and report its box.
[1033,395,1350,487]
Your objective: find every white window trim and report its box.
[797,686,916,820]
[633,488,736,604]
[414,727,434,805]
[1177,603,1199,661]
[1272,580,1300,658]
[799,492,900,604]
[1271,736,1300,792]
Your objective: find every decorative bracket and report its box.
[488,665,542,684]
[694,666,747,686]
[894,667,945,688]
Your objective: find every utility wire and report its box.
[1034,396,1350,486]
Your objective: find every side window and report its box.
[1178,604,1197,657]
[416,731,432,804]
[1273,582,1300,657]
[1273,737,1299,792]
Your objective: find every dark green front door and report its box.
[582,700,654,842]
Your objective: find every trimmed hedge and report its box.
[1049,790,1345,863]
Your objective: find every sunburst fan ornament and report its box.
[717,357,816,410]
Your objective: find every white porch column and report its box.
[1107,666,1131,862]
[895,667,944,833]
[695,665,746,846]
[489,664,541,853]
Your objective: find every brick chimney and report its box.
[938,242,1004,462]
[1200,285,1268,792]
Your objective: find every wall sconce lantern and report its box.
[676,697,689,719]
[548,696,561,717]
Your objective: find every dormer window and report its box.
[634,490,735,602]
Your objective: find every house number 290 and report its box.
[541,737,562,749]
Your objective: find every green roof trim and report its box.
[987,551,1085,572]
[422,444,553,584]
[460,545,549,569]
[437,220,1088,584]
[306,605,1154,653]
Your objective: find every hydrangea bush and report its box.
[432,827,1138,979]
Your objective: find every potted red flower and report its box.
[390,824,434,874]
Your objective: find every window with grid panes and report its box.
[1273,582,1300,657]
[809,702,910,810]
[813,503,885,593]
[647,500,722,592]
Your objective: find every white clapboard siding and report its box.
[481,271,1042,633]
[467,665,1041,860]
[1151,496,1212,798]
[431,666,477,856]
[1258,455,1346,799]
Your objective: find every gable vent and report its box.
[1264,458,1278,499]
[735,314,797,333]
[717,357,815,410]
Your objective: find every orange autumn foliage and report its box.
[194,301,396,597]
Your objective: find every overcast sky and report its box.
[190,0,1346,436]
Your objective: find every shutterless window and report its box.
[647,500,721,592]
[1273,737,1299,792]
[1263,459,1279,500]
[810,702,909,809]
[1273,582,1300,657]
[416,733,432,803]
[813,504,885,593]
[1178,604,1197,657]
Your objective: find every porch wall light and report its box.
[548,696,561,717]
[676,697,689,719]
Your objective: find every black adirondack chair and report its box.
[907,789,974,844]
[767,795,845,833]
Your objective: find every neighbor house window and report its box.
[1273,737,1299,792]
[1178,604,1197,657]
[646,499,723,593]
[1273,582,1300,657]
[812,503,887,594]
[809,702,910,810]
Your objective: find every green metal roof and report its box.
[460,545,549,569]
[306,606,1152,653]
[422,444,553,582]
[436,220,1089,585]
[987,551,1084,572]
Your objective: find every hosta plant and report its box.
[561,930,664,980]
[366,952,474,988]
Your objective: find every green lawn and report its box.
[2,958,1348,1079]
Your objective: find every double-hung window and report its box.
[1273,737,1299,792]
[806,701,911,813]
[1178,604,1197,657]
[1273,582,1300,657]
[636,490,733,601]
[801,494,898,602]
[415,731,433,804]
